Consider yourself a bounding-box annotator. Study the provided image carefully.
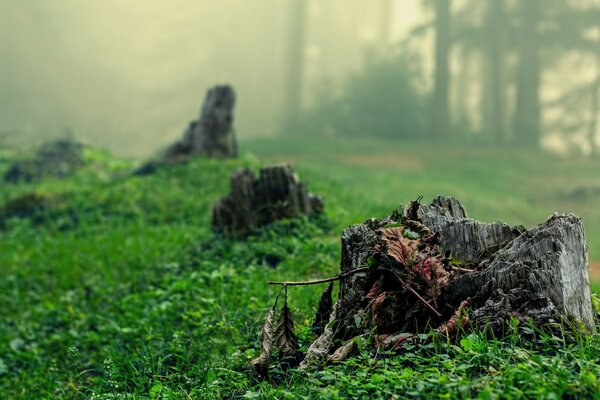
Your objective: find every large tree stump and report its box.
[212,165,324,237]
[165,84,237,161]
[299,196,596,368]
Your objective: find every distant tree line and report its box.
[285,0,600,153]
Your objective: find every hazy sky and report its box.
[1,1,597,156]
[0,0,425,156]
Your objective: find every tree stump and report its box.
[165,84,237,162]
[212,165,324,237]
[298,196,595,368]
[4,139,84,183]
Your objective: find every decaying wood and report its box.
[212,164,324,237]
[298,196,596,368]
[165,85,237,161]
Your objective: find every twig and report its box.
[267,267,370,286]
[380,267,442,318]
[449,265,476,274]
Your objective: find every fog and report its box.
[1,0,599,156]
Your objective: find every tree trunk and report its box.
[513,0,541,148]
[283,0,308,133]
[164,85,237,162]
[432,0,451,138]
[300,196,595,368]
[588,47,600,157]
[483,0,506,144]
[380,0,393,53]
[212,165,324,238]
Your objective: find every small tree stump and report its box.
[4,139,84,183]
[300,196,596,368]
[165,84,237,162]
[212,165,324,237]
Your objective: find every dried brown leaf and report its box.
[276,303,298,362]
[366,276,385,299]
[375,332,417,351]
[327,340,358,363]
[378,227,418,266]
[250,307,275,378]
[435,300,469,336]
[300,300,340,369]
[312,282,334,336]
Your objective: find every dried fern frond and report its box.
[276,302,299,362]
[250,307,275,378]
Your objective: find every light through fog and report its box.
[1,0,599,156]
[0,1,420,156]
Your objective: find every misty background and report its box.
[1,0,599,157]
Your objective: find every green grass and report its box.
[0,139,599,399]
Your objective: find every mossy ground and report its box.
[0,140,599,399]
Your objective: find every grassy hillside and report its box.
[0,140,599,399]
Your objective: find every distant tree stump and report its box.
[165,84,237,162]
[4,139,84,183]
[212,165,324,237]
[299,196,596,368]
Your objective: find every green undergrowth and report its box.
[0,142,599,399]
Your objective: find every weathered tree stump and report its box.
[297,196,596,368]
[165,84,237,162]
[212,165,324,237]
[4,139,84,183]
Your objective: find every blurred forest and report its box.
[1,0,599,156]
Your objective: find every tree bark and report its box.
[212,165,324,238]
[301,196,595,368]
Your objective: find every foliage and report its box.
[0,139,599,398]
[296,48,428,140]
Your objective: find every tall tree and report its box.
[513,0,542,147]
[380,0,393,51]
[482,0,507,144]
[432,0,451,138]
[283,0,308,132]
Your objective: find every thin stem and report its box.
[449,265,476,273]
[267,266,369,286]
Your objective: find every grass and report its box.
[0,139,599,399]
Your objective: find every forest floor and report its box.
[0,138,598,399]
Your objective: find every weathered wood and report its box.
[417,196,523,263]
[165,84,237,161]
[301,196,595,367]
[212,165,324,237]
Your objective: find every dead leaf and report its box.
[377,227,418,266]
[328,340,357,363]
[276,303,298,363]
[300,300,340,369]
[250,307,275,378]
[367,275,385,299]
[435,300,469,336]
